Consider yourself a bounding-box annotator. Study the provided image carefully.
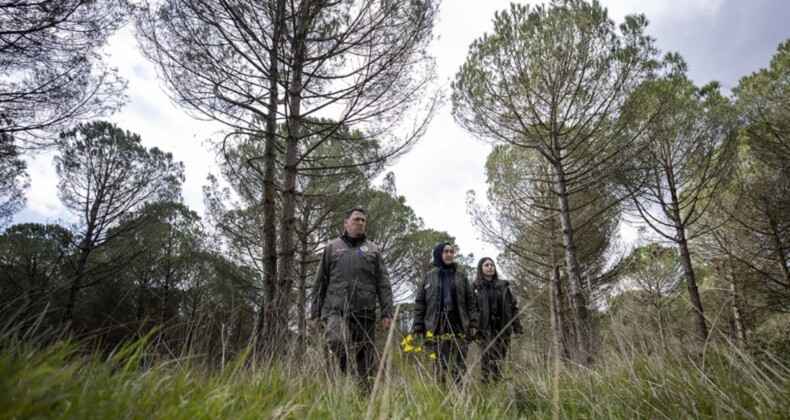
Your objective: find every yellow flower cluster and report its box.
[401,332,437,360]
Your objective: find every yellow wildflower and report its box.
[403,344,415,352]
[414,346,423,353]
[400,334,413,347]
[426,331,434,338]
[429,353,437,360]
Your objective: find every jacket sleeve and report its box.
[412,275,427,333]
[508,286,523,334]
[464,274,479,331]
[310,245,330,320]
[376,251,394,319]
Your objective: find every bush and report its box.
[748,313,790,362]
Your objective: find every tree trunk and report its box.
[726,259,747,347]
[769,218,790,291]
[136,274,148,336]
[256,0,285,355]
[667,176,708,343]
[272,2,309,358]
[552,161,591,365]
[550,246,569,364]
[296,209,310,357]
[655,293,667,352]
[63,244,89,324]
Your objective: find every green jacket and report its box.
[472,279,523,335]
[412,266,479,335]
[310,236,393,320]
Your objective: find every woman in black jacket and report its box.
[412,242,478,385]
[473,257,523,383]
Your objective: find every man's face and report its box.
[442,245,454,265]
[344,211,367,238]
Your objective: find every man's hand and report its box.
[469,327,477,337]
[381,317,392,330]
[312,318,322,330]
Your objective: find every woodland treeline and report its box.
[1,0,788,368]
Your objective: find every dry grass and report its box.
[1,321,788,419]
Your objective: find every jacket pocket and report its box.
[354,281,377,311]
[325,281,347,310]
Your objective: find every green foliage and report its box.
[748,313,790,362]
[56,121,185,242]
[734,39,790,171]
[0,223,72,326]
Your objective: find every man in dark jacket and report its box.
[310,207,393,386]
[412,241,478,385]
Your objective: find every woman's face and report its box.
[442,245,454,265]
[482,259,496,279]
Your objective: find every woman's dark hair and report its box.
[476,257,499,286]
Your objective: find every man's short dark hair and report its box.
[344,207,366,219]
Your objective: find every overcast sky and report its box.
[15,0,790,266]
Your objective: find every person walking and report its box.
[412,241,478,385]
[310,207,393,388]
[473,257,523,383]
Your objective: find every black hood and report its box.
[433,241,453,268]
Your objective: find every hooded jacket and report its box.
[310,234,393,320]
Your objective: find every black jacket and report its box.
[310,235,393,320]
[473,279,523,335]
[412,265,479,335]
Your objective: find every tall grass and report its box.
[2,324,788,419]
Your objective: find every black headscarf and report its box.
[433,241,453,268]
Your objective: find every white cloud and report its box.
[22,151,68,221]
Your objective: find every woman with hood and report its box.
[473,257,523,383]
[412,242,478,385]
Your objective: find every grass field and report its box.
[2,325,789,420]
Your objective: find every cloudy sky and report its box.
[16,0,790,265]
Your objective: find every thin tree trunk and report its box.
[296,209,310,357]
[273,2,308,358]
[655,295,667,352]
[63,236,92,324]
[550,247,569,364]
[726,259,747,347]
[769,218,790,290]
[552,161,591,365]
[667,176,708,342]
[256,0,285,355]
[136,273,149,336]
